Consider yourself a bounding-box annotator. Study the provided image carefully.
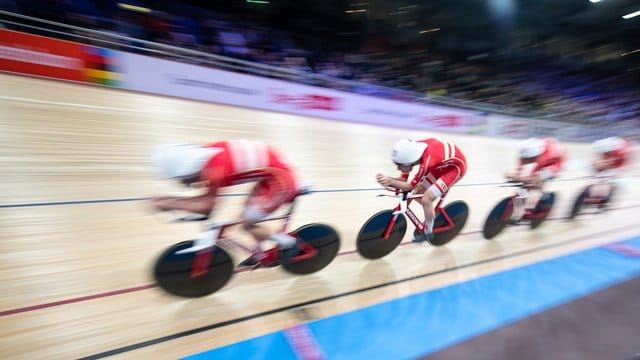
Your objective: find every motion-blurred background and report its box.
[2,0,639,135]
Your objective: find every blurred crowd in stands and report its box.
[1,0,638,127]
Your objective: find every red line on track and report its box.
[1,205,637,317]
[0,284,157,317]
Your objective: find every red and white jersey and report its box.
[518,137,565,178]
[409,138,467,189]
[199,140,296,187]
[602,139,633,170]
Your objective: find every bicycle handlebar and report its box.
[376,192,422,199]
[174,213,210,222]
[499,182,525,188]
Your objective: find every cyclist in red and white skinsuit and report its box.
[377,138,467,243]
[592,137,632,174]
[150,140,300,267]
[589,136,633,202]
[506,137,565,218]
[507,137,565,187]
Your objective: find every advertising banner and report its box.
[0,29,122,86]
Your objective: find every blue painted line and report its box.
[0,189,372,209]
[183,236,640,360]
[0,197,149,208]
[0,187,395,208]
[1,174,637,209]
[0,193,258,208]
[308,187,382,193]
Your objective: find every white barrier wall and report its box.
[119,53,487,132]
[117,52,612,141]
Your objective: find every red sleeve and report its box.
[546,156,564,173]
[533,152,563,175]
[200,146,231,186]
[410,155,430,187]
[410,139,440,186]
[619,140,633,167]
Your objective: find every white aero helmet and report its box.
[518,138,545,159]
[592,137,624,154]
[392,139,428,165]
[151,143,221,179]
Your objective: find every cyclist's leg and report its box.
[239,169,297,266]
[414,162,464,242]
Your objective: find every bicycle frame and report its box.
[381,191,455,240]
[581,182,614,206]
[505,186,547,221]
[209,212,294,253]
[583,196,607,206]
[190,198,316,275]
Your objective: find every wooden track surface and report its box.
[0,73,638,359]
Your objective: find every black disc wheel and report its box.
[483,197,514,240]
[430,201,469,246]
[282,223,340,275]
[356,210,407,259]
[153,241,234,298]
